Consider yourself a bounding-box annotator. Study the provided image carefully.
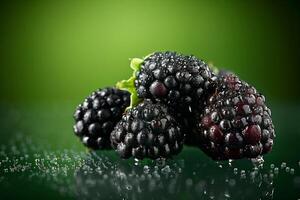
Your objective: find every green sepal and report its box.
[208,62,219,75]
[130,58,144,71]
[116,58,144,109]
[116,53,155,109]
[143,52,154,60]
[116,77,141,109]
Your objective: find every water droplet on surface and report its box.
[161,165,171,174]
[2,133,300,199]
[134,158,140,166]
[233,168,238,175]
[286,167,290,173]
[224,190,231,198]
[143,165,150,174]
[251,156,264,168]
[240,170,246,179]
[126,185,132,190]
[178,167,182,174]
[290,168,295,175]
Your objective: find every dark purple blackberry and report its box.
[110,99,184,159]
[134,51,216,113]
[193,74,275,160]
[217,69,234,77]
[73,87,130,150]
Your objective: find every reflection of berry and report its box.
[110,100,183,159]
[73,87,130,150]
[193,74,275,160]
[135,51,216,112]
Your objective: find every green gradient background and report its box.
[1,0,299,104]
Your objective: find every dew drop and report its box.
[228,159,233,167]
[161,165,171,174]
[126,185,132,190]
[224,190,231,198]
[290,168,295,175]
[233,168,238,175]
[143,165,150,174]
[251,156,264,168]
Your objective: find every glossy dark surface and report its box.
[0,103,299,200]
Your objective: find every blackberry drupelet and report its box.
[134,52,216,111]
[73,87,130,150]
[110,99,184,159]
[193,74,275,160]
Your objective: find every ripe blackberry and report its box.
[117,52,216,146]
[134,52,216,110]
[110,99,184,159]
[217,69,234,77]
[194,74,275,160]
[73,87,130,150]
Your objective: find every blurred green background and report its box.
[0,0,299,105]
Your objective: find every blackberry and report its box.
[193,74,275,160]
[217,69,234,77]
[134,51,216,110]
[73,87,130,150]
[110,99,184,159]
[117,52,216,146]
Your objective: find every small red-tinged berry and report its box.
[191,74,275,160]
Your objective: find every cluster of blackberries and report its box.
[73,51,275,160]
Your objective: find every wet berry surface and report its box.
[191,74,275,160]
[73,87,130,150]
[110,100,184,159]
